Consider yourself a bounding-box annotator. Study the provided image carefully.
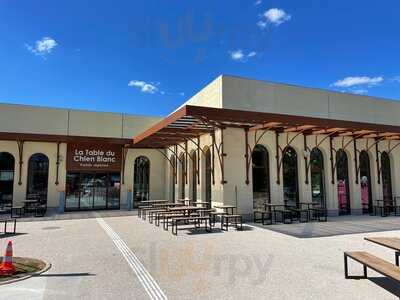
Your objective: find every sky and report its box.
[1,0,400,117]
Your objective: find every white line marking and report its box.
[97,218,167,300]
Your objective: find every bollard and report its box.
[126,190,133,210]
[58,191,65,214]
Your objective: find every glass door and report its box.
[93,173,107,209]
[80,173,94,209]
[108,173,120,209]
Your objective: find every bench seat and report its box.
[0,218,17,234]
[344,251,400,283]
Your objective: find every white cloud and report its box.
[26,37,58,57]
[390,76,400,83]
[262,8,291,26]
[229,49,244,61]
[254,0,262,5]
[351,89,368,95]
[333,76,383,88]
[257,20,268,29]
[229,50,257,61]
[128,80,158,94]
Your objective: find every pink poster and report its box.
[338,180,347,209]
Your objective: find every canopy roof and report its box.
[132,105,400,148]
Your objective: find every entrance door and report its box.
[79,173,94,209]
[93,173,107,209]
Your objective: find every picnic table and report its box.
[214,205,236,215]
[23,199,39,212]
[364,237,400,266]
[299,202,321,209]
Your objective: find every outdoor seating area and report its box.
[344,237,400,289]
[253,201,327,226]
[137,199,242,235]
[0,193,47,221]
[372,197,400,217]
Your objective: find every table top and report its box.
[23,200,39,203]
[167,206,201,211]
[193,201,209,204]
[365,237,400,251]
[214,205,236,209]
[140,200,168,204]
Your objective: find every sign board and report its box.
[67,143,122,171]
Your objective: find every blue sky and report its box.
[1,0,400,116]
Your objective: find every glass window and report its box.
[205,148,212,203]
[170,155,176,202]
[179,154,185,199]
[310,148,325,207]
[191,152,197,201]
[282,147,299,208]
[252,145,270,210]
[381,152,393,202]
[336,149,350,215]
[27,153,49,205]
[65,172,120,211]
[134,156,150,205]
[0,152,15,206]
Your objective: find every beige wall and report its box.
[0,103,161,138]
[219,75,400,126]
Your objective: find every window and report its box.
[381,152,393,202]
[133,156,150,205]
[359,151,372,214]
[179,154,186,199]
[170,155,176,202]
[336,149,350,215]
[27,153,49,205]
[205,148,212,204]
[252,145,270,210]
[310,148,325,207]
[0,152,15,206]
[282,147,299,208]
[65,172,120,211]
[190,151,197,201]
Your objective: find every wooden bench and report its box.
[171,216,211,235]
[148,209,167,223]
[344,251,400,284]
[209,211,227,227]
[221,214,243,231]
[0,218,17,234]
[253,210,272,225]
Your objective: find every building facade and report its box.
[1,75,400,218]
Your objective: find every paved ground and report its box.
[1,212,400,300]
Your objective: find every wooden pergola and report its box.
[132,105,400,186]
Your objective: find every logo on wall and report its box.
[67,143,122,171]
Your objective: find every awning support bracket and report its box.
[17,140,24,186]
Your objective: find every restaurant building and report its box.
[1,75,400,218]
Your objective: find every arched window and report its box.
[0,152,15,207]
[282,146,299,208]
[310,148,325,207]
[170,155,176,202]
[381,152,393,202]
[27,153,49,204]
[190,152,197,201]
[205,148,212,204]
[336,149,350,215]
[179,154,186,199]
[359,151,372,214]
[133,156,150,204]
[252,145,270,210]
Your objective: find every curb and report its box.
[0,259,52,285]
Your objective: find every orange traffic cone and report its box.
[0,241,16,275]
